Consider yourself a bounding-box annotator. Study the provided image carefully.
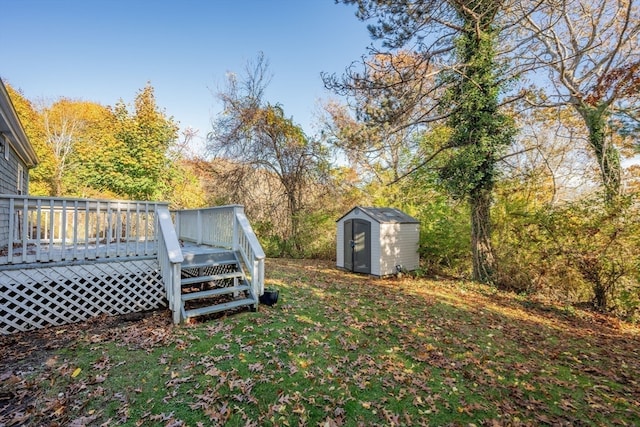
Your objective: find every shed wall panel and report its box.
[370,221,381,276]
[379,222,420,276]
[336,220,344,268]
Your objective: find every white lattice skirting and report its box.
[1,260,167,334]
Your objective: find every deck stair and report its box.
[178,247,257,321]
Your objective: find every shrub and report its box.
[494,193,640,318]
[414,196,471,277]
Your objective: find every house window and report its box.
[17,164,24,194]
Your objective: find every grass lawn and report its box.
[1,258,639,426]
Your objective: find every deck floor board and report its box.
[0,240,230,267]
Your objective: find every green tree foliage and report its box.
[9,82,201,205]
[439,16,516,282]
[109,84,179,200]
[327,0,516,283]
[494,190,640,319]
[161,129,208,209]
[41,99,119,197]
[70,102,123,198]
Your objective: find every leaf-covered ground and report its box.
[1,258,639,426]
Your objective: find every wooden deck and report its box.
[1,196,266,333]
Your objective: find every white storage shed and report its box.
[336,206,420,276]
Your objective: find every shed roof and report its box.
[337,206,419,224]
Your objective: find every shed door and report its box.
[344,219,371,274]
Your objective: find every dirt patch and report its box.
[1,310,166,371]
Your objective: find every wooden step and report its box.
[181,251,238,269]
[181,284,251,302]
[181,260,239,270]
[181,271,244,286]
[184,298,256,319]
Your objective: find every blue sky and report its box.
[2,0,373,151]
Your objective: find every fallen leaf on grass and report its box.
[248,362,264,372]
[166,375,193,387]
[68,413,99,426]
[88,374,107,385]
[321,417,341,427]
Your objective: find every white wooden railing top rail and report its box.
[0,195,166,265]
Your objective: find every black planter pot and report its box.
[259,289,279,306]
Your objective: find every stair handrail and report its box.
[156,206,184,324]
[233,206,266,303]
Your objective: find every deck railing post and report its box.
[7,197,14,263]
[172,263,182,324]
[35,199,42,260]
[171,210,177,240]
[233,206,241,251]
[196,210,202,245]
[155,205,184,324]
[20,198,28,263]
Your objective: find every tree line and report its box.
[5,0,639,319]
[7,83,206,207]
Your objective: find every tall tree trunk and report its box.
[52,165,64,197]
[577,104,621,202]
[285,182,303,256]
[443,18,511,285]
[470,187,496,283]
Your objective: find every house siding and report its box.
[0,144,28,247]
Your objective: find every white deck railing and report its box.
[174,205,266,299]
[0,195,164,264]
[234,209,266,297]
[156,206,184,324]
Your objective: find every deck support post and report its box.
[172,263,182,324]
